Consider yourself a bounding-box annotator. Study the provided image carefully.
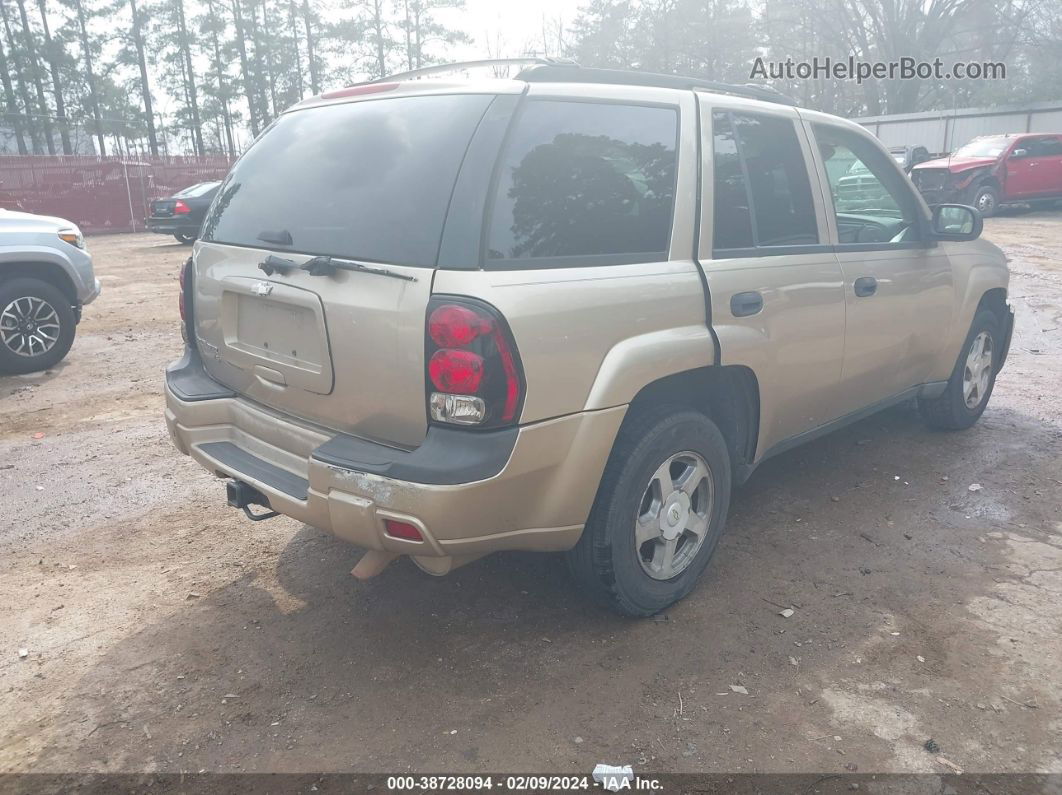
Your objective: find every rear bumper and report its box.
[165,349,624,567]
[145,217,198,235]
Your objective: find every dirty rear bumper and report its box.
[164,349,624,569]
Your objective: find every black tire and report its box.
[174,232,196,244]
[918,309,1002,430]
[969,184,999,217]
[566,406,731,617]
[0,277,77,374]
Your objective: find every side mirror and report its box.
[931,204,982,241]
[1011,148,1028,158]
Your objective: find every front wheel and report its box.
[918,309,1002,430]
[970,184,999,217]
[0,278,77,374]
[566,406,731,617]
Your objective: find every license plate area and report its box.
[218,277,334,395]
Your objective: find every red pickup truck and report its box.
[911,133,1062,216]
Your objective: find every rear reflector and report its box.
[383,519,423,542]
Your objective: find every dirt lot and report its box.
[1,215,1060,777]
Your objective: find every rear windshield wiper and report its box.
[258,254,416,282]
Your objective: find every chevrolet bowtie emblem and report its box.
[253,281,273,296]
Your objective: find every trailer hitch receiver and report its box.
[226,480,280,521]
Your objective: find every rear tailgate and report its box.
[192,91,497,448]
[194,242,433,447]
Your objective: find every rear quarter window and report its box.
[485,99,678,265]
[200,94,493,267]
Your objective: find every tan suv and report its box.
[165,61,1014,616]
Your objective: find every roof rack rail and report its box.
[516,64,797,106]
[373,57,578,84]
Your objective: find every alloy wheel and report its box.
[962,330,994,409]
[0,296,62,358]
[635,451,714,580]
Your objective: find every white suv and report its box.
[0,209,100,373]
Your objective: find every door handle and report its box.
[854,277,877,297]
[730,291,763,317]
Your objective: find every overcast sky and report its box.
[438,0,578,61]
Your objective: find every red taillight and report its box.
[493,331,521,422]
[428,349,483,393]
[429,304,492,347]
[174,200,190,215]
[425,299,524,428]
[384,519,423,541]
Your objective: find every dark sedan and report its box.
[145,181,221,244]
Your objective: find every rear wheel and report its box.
[566,406,731,617]
[174,232,196,244]
[0,278,76,374]
[918,309,1002,430]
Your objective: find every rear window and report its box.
[174,181,220,198]
[200,94,493,267]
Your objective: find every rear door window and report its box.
[711,112,754,249]
[200,94,493,267]
[485,99,678,264]
[711,110,818,253]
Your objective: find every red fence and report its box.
[0,155,235,234]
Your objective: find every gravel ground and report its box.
[1,215,1060,776]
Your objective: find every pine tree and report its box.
[34,0,72,152]
[365,0,391,77]
[200,0,236,153]
[0,21,29,152]
[174,0,204,153]
[228,0,261,136]
[286,0,304,99]
[127,0,159,154]
[66,0,106,154]
[243,0,273,122]
[151,0,205,153]
[13,0,57,152]
[299,0,320,91]
[0,0,44,151]
[395,0,470,72]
